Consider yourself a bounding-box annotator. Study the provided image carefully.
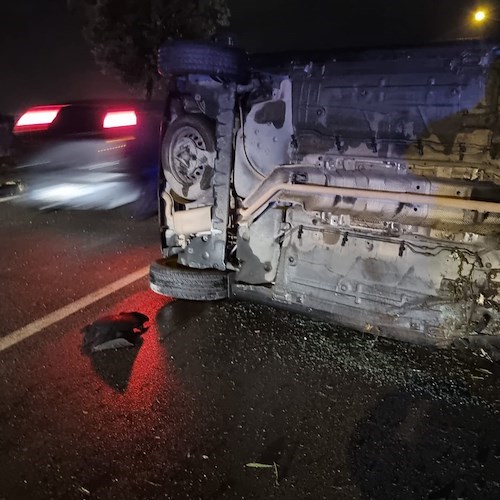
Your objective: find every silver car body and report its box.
[157,41,500,347]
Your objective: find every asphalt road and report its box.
[1,200,500,500]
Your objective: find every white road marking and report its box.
[0,266,149,353]
[0,195,20,203]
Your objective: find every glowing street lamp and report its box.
[473,9,487,23]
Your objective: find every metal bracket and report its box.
[181,83,237,271]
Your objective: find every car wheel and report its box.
[150,258,228,301]
[158,40,248,83]
[161,114,216,202]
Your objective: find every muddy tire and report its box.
[149,258,228,301]
[158,40,248,83]
[161,114,216,202]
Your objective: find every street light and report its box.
[474,9,487,23]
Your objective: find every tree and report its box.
[73,0,230,99]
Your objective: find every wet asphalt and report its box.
[1,201,500,499]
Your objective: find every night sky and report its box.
[0,0,496,115]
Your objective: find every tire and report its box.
[158,40,248,83]
[150,258,228,301]
[161,114,216,201]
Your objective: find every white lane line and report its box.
[0,195,20,203]
[0,266,149,353]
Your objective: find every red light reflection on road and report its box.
[99,290,175,411]
[125,305,171,411]
[12,286,191,450]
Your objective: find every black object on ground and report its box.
[0,181,21,198]
[81,312,149,353]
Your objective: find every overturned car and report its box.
[150,39,500,350]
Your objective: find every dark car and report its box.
[12,99,162,216]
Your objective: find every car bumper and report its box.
[13,137,144,210]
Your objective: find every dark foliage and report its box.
[73,0,230,98]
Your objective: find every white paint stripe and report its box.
[0,266,149,353]
[0,195,20,203]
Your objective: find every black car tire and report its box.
[158,40,248,83]
[161,114,216,201]
[150,258,228,301]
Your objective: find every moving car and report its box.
[149,40,500,354]
[12,99,162,216]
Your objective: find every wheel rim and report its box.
[168,125,212,186]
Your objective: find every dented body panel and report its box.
[155,41,500,348]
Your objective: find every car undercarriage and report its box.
[150,40,500,354]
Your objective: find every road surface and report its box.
[0,200,499,499]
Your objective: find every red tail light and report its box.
[14,105,64,133]
[103,110,137,129]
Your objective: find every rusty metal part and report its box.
[239,171,500,223]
